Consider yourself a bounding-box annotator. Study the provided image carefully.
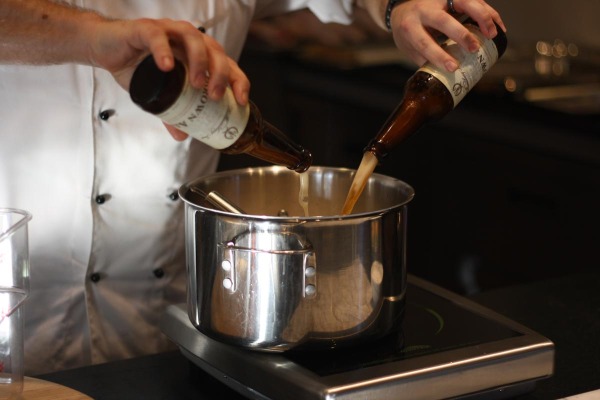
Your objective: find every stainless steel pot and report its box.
[179,166,414,352]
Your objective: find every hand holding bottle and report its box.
[89,19,252,142]
[130,56,312,172]
[0,0,251,142]
[87,20,247,102]
[342,18,507,214]
[358,0,506,72]
[390,0,505,71]
[87,20,251,142]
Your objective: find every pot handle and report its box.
[217,231,317,297]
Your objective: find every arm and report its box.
[0,0,249,103]
[0,0,102,65]
[357,0,506,71]
[0,0,249,141]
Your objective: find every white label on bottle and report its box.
[158,74,249,150]
[419,24,499,107]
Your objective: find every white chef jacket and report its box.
[0,0,352,375]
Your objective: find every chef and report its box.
[0,0,504,374]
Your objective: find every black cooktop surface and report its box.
[285,283,523,377]
[161,276,554,400]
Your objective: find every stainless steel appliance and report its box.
[160,275,554,400]
[179,166,414,352]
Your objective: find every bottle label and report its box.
[158,73,249,150]
[419,23,499,107]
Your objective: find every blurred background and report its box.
[217,0,600,295]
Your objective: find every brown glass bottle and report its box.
[129,56,312,173]
[365,20,507,160]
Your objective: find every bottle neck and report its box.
[223,102,313,172]
[366,72,453,160]
[255,120,313,172]
[365,100,427,160]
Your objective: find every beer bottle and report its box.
[129,56,312,173]
[365,20,507,160]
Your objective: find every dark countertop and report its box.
[473,271,600,399]
[38,271,600,400]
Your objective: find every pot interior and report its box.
[180,166,414,218]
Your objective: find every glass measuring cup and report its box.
[0,208,32,398]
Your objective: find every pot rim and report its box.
[179,165,415,221]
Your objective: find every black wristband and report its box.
[385,0,404,30]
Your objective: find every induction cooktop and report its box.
[160,275,554,400]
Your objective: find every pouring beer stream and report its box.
[341,152,378,215]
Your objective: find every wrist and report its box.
[384,0,406,30]
[80,13,115,68]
